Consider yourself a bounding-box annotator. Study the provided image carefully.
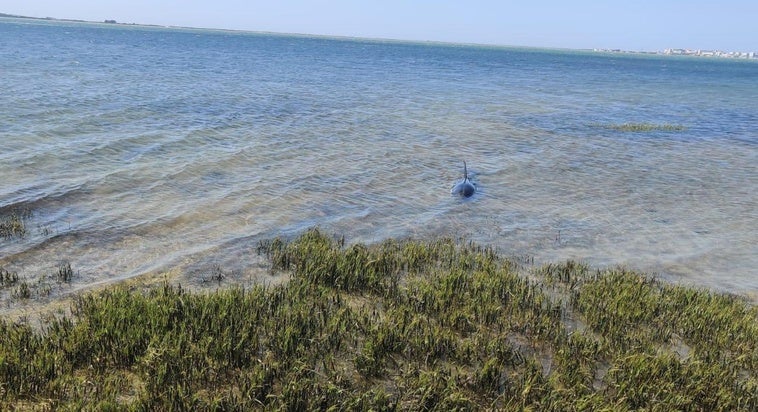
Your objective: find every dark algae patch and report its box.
[1,229,756,410]
[590,122,687,132]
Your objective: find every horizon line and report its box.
[3,11,755,56]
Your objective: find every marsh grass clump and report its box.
[0,209,30,238]
[11,280,32,300]
[1,267,19,287]
[1,228,756,410]
[56,262,74,283]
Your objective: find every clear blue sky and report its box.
[3,1,757,51]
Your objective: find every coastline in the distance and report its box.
[595,47,758,60]
[3,11,756,59]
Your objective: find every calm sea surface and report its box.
[1,17,756,305]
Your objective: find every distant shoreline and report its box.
[594,47,757,60]
[0,12,165,29]
[3,11,756,59]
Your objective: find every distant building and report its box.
[661,48,757,59]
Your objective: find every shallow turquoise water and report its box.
[1,17,756,300]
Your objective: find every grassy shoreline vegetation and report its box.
[1,228,757,410]
[0,208,31,239]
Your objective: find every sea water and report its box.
[1,17,756,305]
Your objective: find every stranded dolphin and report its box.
[451,161,476,198]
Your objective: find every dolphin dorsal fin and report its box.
[463,161,468,180]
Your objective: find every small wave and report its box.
[0,183,90,215]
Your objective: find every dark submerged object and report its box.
[451,161,476,198]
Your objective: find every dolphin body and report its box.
[451,161,476,198]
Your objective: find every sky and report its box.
[3,1,757,52]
